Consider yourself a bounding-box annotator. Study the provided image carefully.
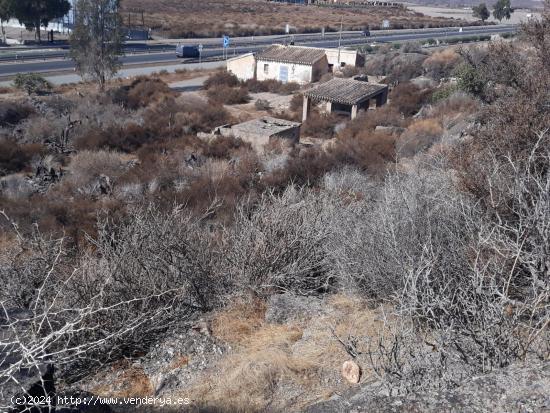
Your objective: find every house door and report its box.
[279,66,289,83]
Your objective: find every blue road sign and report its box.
[223,35,230,48]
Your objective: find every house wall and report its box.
[227,53,256,81]
[324,49,362,67]
[256,59,328,84]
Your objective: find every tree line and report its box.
[472,0,514,22]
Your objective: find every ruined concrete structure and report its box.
[215,117,301,150]
[302,77,388,120]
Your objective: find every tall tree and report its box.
[70,0,124,90]
[12,0,71,43]
[472,3,490,22]
[0,0,14,44]
[493,0,513,22]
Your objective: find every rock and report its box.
[375,125,405,135]
[303,360,550,413]
[265,293,327,324]
[341,360,361,384]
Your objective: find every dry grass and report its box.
[176,294,389,412]
[90,363,154,397]
[121,0,465,38]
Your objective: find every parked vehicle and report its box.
[176,45,200,58]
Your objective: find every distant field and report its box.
[120,0,478,38]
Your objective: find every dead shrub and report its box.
[422,49,462,81]
[390,82,433,117]
[289,93,303,114]
[110,77,176,110]
[204,70,240,90]
[75,123,155,153]
[254,99,271,111]
[0,102,35,127]
[262,146,337,189]
[245,78,300,95]
[207,86,250,105]
[397,118,443,158]
[62,150,130,195]
[0,139,44,175]
[301,112,339,140]
[331,132,396,174]
[203,136,253,159]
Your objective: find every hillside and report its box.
[120,0,473,38]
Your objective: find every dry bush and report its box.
[390,82,433,117]
[397,118,443,158]
[422,49,462,81]
[289,93,303,114]
[76,123,155,153]
[203,135,252,159]
[204,70,240,90]
[62,150,131,196]
[0,139,44,176]
[0,102,35,128]
[262,146,337,189]
[428,91,478,121]
[331,132,396,174]
[20,115,69,145]
[301,112,339,140]
[245,78,300,95]
[207,85,250,105]
[338,106,406,137]
[0,203,227,404]
[365,52,427,83]
[110,77,176,110]
[224,186,333,296]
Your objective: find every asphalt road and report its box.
[0,25,516,78]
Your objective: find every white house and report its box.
[227,45,364,83]
[227,53,256,81]
[255,45,329,84]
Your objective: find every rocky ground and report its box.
[58,294,550,413]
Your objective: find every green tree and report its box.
[12,0,71,43]
[69,0,124,90]
[472,3,490,22]
[493,0,513,22]
[455,63,486,98]
[0,0,14,44]
[13,72,52,95]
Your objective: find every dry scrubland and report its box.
[1,9,549,412]
[121,0,474,38]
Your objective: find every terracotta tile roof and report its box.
[304,78,388,105]
[257,45,327,65]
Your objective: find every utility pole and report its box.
[337,16,343,66]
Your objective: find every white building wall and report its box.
[227,53,256,81]
[256,60,314,84]
[324,49,360,67]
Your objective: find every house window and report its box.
[263,64,269,74]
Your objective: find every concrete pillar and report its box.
[351,104,358,119]
[302,95,311,122]
[376,89,388,107]
[325,101,332,114]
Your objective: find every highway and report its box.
[0,25,516,78]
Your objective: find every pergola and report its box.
[302,77,388,121]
